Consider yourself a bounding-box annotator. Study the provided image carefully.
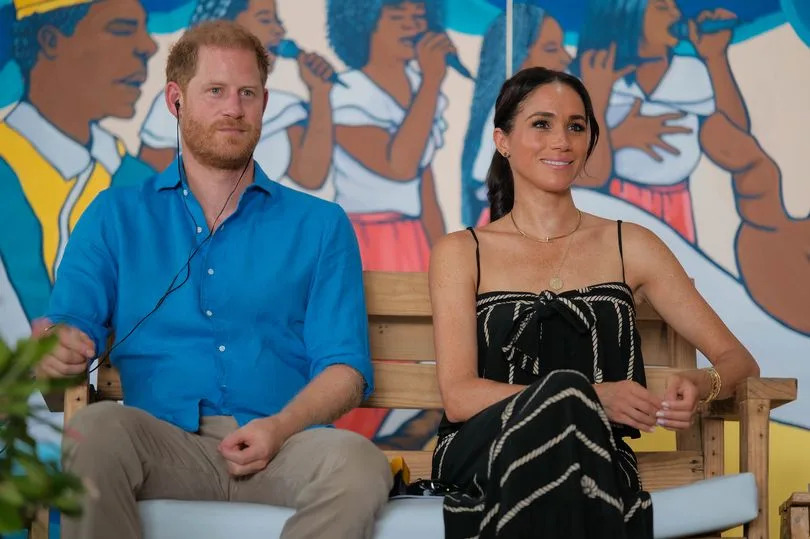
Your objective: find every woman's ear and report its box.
[494,128,510,158]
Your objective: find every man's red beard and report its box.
[181,114,260,170]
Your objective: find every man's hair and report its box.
[166,20,269,90]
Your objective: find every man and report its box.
[138,0,336,195]
[35,20,391,539]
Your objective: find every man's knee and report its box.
[313,429,392,503]
[62,402,140,467]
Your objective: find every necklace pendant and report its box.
[549,276,564,291]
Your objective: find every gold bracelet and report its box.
[700,367,722,403]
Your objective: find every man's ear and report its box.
[165,82,183,119]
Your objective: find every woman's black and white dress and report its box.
[432,222,654,538]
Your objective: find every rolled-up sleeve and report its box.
[303,205,373,398]
[47,191,117,356]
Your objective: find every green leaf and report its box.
[0,481,24,506]
[0,501,24,533]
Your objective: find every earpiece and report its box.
[175,100,181,115]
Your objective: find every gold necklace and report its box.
[510,209,583,291]
[510,209,582,243]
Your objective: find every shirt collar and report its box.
[155,157,277,197]
[5,101,122,178]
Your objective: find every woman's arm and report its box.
[430,232,525,423]
[623,222,760,401]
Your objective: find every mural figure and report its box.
[325,0,452,444]
[138,0,336,191]
[698,112,810,334]
[0,0,157,329]
[462,4,639,228]
[578,0,750,244]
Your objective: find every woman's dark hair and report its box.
[487,67,600,220]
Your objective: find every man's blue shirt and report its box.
[47,159,372,431]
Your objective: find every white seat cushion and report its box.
[139,472,757,539]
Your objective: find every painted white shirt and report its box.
[329,65,448,216]
[606,55,715,186]
[5,101,124,274]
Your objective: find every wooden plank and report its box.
[93,363,692,410]
[668,324,697,369]
[369,316,435,361]
[741,398,770,539]
[780,504,809,539]
[737,378,798,408]
[364,272,431,316]
[637,450,704,491]
[28,508,49,539]
[702,418,725,478]
[364,362,443,409]
[706,377,799,419]
[63,383,90,425]
[638,320,672,367]
[381,450,705,492]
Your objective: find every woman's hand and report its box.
[594,380,662,433]
[656,373,700,430]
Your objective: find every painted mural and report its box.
[1,0,808,536]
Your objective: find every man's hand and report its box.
[656,373,700,430]
[218,416,289,477]
[31,318,95,378]
[594,380,662,433]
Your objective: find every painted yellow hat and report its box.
[13,0,94,20]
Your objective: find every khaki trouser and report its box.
[62,402,392,539]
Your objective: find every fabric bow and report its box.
[500,290,592,376]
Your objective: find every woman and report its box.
[577,0,748,243]
[139,0,336,193]
[327,0,449,271]
[430,67,759,538]
[462,5,632,228]
[461,5,571,227]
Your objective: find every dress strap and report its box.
[467,227,481,294]
[617,220,626,283]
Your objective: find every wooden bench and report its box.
[780,489,810,538]
[41,271,796,539]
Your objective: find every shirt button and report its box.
[207,268,215,275]
[218,345,226,352]
[183,189,189,196]
[205,310,213,317]
[196,226,203,234]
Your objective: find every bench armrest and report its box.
[705,377,797,419]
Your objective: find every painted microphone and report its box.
[269,39,348,87]
[671,17,741,39]
[412,33,473,80]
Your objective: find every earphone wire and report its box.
[87,111,250,374]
